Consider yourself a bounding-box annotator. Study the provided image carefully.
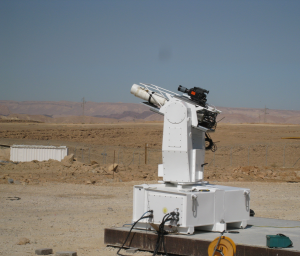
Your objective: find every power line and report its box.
[81,97,86,124]
[264,105,269,123]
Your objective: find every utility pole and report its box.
[81,97,86,124]
[264,105,269,123]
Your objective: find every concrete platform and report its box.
[104,217,300,256]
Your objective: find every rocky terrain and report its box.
[0,122,300,256]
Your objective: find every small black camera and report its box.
[178,85,209,107]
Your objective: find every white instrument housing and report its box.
[130,83,250,234]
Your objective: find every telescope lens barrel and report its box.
[178,85,188,93]
[130,84,167,106]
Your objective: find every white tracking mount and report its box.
[131,83,220,184]
[130,83,250,234]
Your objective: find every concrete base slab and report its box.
[104,217,300,256]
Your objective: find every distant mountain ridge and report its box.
[0,100,148,116]
[94,111,155,120]
[0,100,300,124]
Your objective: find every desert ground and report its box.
[0,122,300,256]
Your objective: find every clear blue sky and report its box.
[1,0,300,110]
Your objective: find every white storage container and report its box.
[10,145,68,162]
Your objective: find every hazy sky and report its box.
[1,0,300,110]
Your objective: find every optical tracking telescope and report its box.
[130,83,250,234]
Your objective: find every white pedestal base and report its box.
[133,182,250,234]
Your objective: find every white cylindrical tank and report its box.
[130,84,167,106]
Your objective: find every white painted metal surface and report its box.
[130,83,250,234]
[133,183,250,234]
[159,95,210,183]
[10,145,68,162]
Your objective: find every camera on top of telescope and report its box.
[178,85,209,107]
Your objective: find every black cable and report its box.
[152,213,175,256]
[205,133,217,152]
[117,210,153,255]
[153,215,166,256]
[159,216,173,256]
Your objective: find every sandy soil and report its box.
[1,122,300,148]
[1,158,300,186]
[1,181,299,256]
[0,123,300,256]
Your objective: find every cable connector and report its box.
[147,210,154,218]
[175,211,180,221]
[169,211,180,222]
[170,211,176,217]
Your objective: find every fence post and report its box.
[133,151,134,165]
[114,150,115,164]
[248,146,250,166]
[265,145,268,166]
[101,147,107,165]
[118,148,120,164]
[102,148,104,165]
[121,147,124,165]
[145,143,148,164]
[283,145,286,167]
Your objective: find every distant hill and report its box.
[0,101,148,116]
[0,100,300,124]
[218,107,300,124]
[0,104,10,115]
